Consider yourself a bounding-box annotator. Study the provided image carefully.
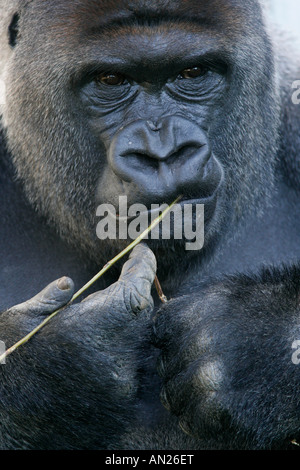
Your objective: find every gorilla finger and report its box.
[11,277,75,317]
[82,244,157,309]
[119,243,157,313]
[120,243,157,284]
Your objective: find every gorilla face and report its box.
[81,28,226,207]
[83,25,226,242]
[2,0,280,264]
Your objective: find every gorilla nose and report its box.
[110,116,205,163]
[108,115,219,201]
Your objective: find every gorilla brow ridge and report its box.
[97,11,214,34]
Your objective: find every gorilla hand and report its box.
[7,276,75,318]
[0,243,156,450]
[152,277,300,449]
[152,292,229,443]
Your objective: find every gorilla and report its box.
[0,0,300,451]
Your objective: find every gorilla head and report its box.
[0,0,280,268]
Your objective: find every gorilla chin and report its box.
[94,188,224,268]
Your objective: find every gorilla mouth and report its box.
[96,145,223,250]
[111,153,224,224]
[112,194,218,222]
[95,193,218,251]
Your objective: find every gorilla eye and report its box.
[95,73,126,86]
[180,66,208,79]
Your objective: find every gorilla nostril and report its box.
[124,152,159,170]
[169,144,201,164]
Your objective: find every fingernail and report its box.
[57,277,71,291]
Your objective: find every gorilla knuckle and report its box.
[128,288,153,314]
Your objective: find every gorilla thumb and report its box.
[11,277,75,317]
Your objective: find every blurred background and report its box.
[266,0,300,42]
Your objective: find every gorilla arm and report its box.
[153,267,300,449]
[0,244,156,450]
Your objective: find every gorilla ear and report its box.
[8,12,20,47]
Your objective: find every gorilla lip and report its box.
[113,193,218,221]
[103,195,215,222]
[95,195,215,251]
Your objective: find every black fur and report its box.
[0,0,300,450]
